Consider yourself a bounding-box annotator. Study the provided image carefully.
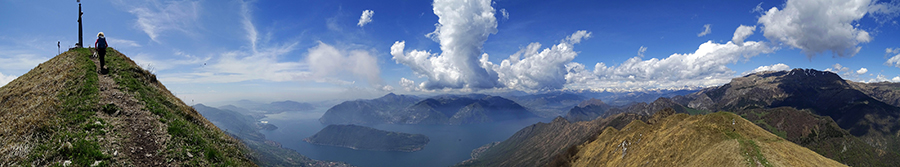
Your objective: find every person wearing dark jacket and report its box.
[95,32,108,73]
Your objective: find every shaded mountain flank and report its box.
[456,112,650,167]
[551,111,845,167]
[320,93,538,125]
[318,93,421,125]
[671,69,900,166]
[849,81,900,107]
[564,97,689,122]
[0,48,254,166]
[193,104,351,167]
[304,124,429,152]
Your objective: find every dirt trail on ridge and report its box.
[91,50,167,166]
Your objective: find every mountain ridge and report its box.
[320,93,537,125]
[0,48,255,166]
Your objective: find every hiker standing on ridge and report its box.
[95,32,108,73]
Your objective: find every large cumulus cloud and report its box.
[391,0,500,90]
[490,31,591,91]
[565,40,774,90]
[757,0,872,57]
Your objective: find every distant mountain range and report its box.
[460,69,900,167]
[319,93,538,125]
[231,99,316,114]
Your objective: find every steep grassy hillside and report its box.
[559,111,845,167]
[0,48,254,166]
[735,107,900,166]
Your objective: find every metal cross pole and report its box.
[77,0,83,48]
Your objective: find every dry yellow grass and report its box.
[0,51,78,163]
[569,112,845,167]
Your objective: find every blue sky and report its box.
[1,0,899,104]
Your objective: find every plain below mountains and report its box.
[304,124,429,152]
[319,93,538,125]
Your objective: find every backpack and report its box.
[97,37,108,49]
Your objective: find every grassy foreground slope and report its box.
[0,48,255,166]
[561,111,845,167]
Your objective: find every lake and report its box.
[259,115,549,167]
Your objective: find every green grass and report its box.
[104,48,248,166]
[722,124,772,167]
[24,48,111,166]
[683,106,709,115]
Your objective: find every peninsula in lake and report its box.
[304,124,430,152]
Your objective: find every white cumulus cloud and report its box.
[697,24,712,37]
[490,31,591,91]
[500,8,510,20]
[732,25,756,46]
[887,47,900,67]
[399,77,420,92]
[867,74,900,83]
[757,0,872,57]
[742,63,790,75]
[857,67,868,74]
[392,0,499,90]
[358,10,374,27]
[565,40,774,90]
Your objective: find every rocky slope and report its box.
[0,48,253,166]
[556,111,845,167]
[849,81,900,107]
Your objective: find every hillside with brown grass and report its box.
[557,111,845,167]
[0,48,255,166]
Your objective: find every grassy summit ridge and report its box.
[560,111,845,167]
[0,48,255,166]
